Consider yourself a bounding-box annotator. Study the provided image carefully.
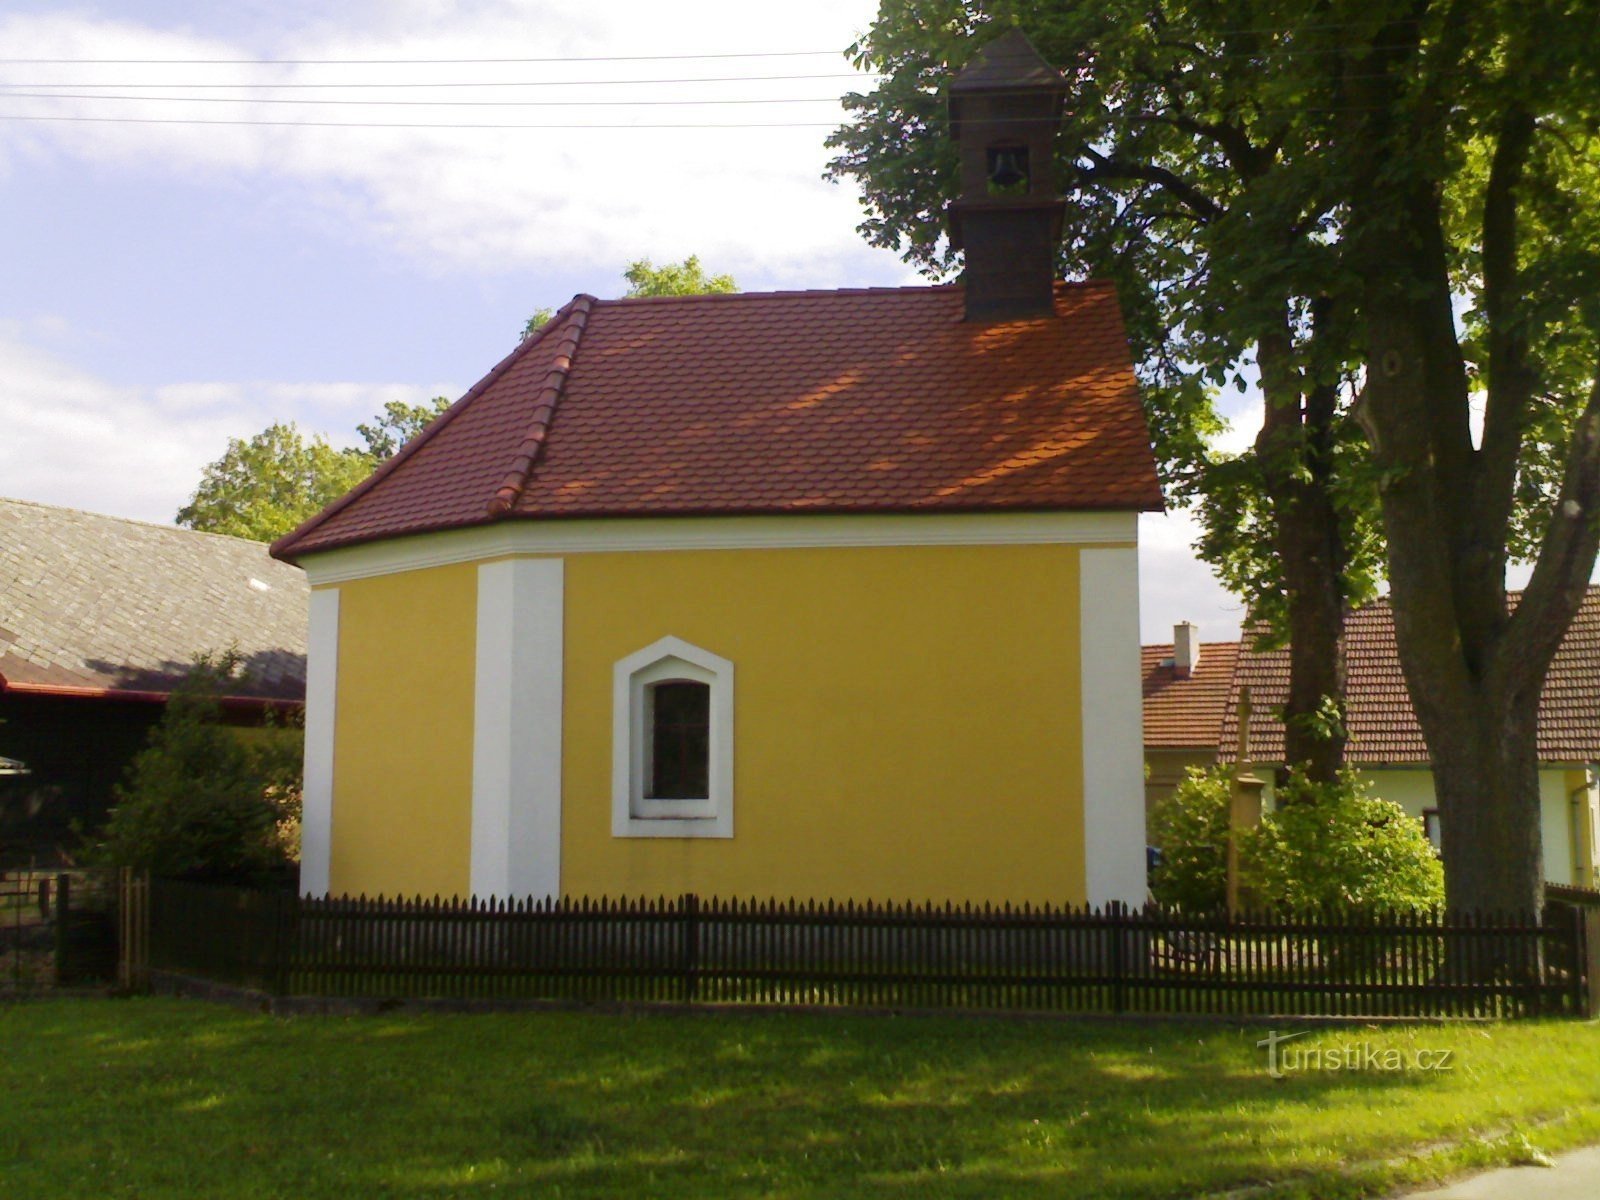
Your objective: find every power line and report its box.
[0,111,844,130]
[0,77,875,90]
[0,49,854,66]
[0,72,876,89]
[0,91,849,108]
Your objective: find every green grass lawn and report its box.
[1,999,1597,1199]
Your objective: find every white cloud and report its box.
[0,321,442,522]
[1139,509,1247,644]
[0,3,902,285]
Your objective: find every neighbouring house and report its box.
[1141,623,1239,817]
[0,497,307,862]
[270,31,1165,907]
[1220,591,1600,888]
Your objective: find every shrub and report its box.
[94,653,302,883]
[1148,766,1233,911]
[1245,769,1445,913]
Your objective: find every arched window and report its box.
[613,637,733,838]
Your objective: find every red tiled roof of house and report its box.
[1142,641,1241,750]
[271,282,1164,560]
[1220,587,1600,765]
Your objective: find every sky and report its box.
[0,0,1252,644]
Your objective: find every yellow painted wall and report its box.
[562,543,1087,903]
[326,564,477,897]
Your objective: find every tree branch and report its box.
[1081,148,1221,221]
[1499,369,1600,695]
[1477,103,1539,536]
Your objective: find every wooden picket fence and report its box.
[140,878,1597,1019]
[0,867,121,992]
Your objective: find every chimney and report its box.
[1173,622,1200,678]
[946,29,1068,321]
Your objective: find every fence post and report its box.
[269,888,291,997]
[1584,907,1600,1020]
[1109,900,1127,1014]
[681,892,700,1003]
[52,873,71,987]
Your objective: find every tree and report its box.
[623,254,737,297]
[179,397,449,542]
[1342,2,1600,914]
[829,3,1600,914]
[94,653,302,883]
[523,256,738,342]
[355,396,450,460]
[176,423,372,542]
[521,307,555,341]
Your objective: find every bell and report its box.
[987,146,1029,190]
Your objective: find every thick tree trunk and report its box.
[1341,10,1600,938]
[1422,687,1544,916]
[1256,330,1348,782]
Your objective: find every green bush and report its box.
[1148,766,1233,911]
[1245,769,1444,913]
[1150,766,1445,915]
[94,653,302,883]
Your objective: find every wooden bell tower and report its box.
[946,29,1068,321]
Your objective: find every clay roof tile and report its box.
[273,282,1163,560]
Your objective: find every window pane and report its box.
[648,680,710,799]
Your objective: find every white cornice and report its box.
[299,511,1139,585]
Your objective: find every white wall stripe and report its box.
[299,587,340,898]
[1080,547,1147,906]
[471,558,564,901]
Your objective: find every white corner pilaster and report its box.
[1079,546,1146,907]
[472,557,564,901]
[300,587,340,898]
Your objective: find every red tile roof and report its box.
[272,282,1163,560]
[1142,641,1241,750]
[1220,588,1600,765]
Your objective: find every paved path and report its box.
[1401,1144,1600,1198]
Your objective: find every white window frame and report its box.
[612,636,733,838]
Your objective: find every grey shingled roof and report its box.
[0,497,307,702]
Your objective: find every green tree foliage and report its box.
[521,307,555,341]
[1150,766,1444,913]
[1148,767,1233,911]
[831,3,1600,912]
[623,254,737,297]
[355,396,451,460]
[523,256,738,341]
[176,423,371,543]
[94,653,303,883]
[1248,772,1445,913]
[178,397,450,542]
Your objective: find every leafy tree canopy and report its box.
[176,423,371,543]
[623,254,737,298]
[177,397,450,542]
[355,397,452,461]
[522,255,738,340]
